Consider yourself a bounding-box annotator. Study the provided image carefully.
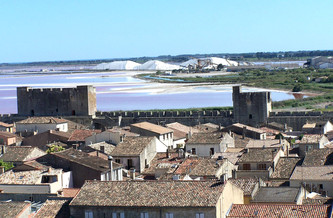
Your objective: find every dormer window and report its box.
[41,175,57,183]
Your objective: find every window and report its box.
[243,164,251,170]
[258,163,266,170]
[41,175,57,183]
[140,212,148,218]
[319,184,324,189]
[191,148,196,155]
[166,213,174,218]
[115,159,121,163]
[85,211,93,218]
[249,114,253,119]
[127,159,133,170]
[112,212,124,218]
[210,147,215,156]
[100,145,105,153]
[196,213,204,218]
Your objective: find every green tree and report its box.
[0,160,14,171]
[46,144,65,154]
[292,84,303,92]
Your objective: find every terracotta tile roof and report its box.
[259,127,280,135]
[229,178,259,195]
[142,152,182,175]
[53,148,122,172]
[0,201,30,217]
[68,129,101,142]
[0,168,62,185]
[166,122,199,134]
[189,158,226,178]
[237,148,278,163]
[230,123,265,134]
[186,132,228,144]
[270,157,301,179]
[15,160,49,171]
[227,204,331,218]
[70,180,226,207]
[212,152,242,165]
[16,117,68,124]
[106,128,139,137]
[0,121,13,128]
[131,122,173,135]
[61,188,80,197]
[194,123,220,132]
[300,134,324,144]
[252,187,301,203]
[174,158,201,175]
[246,139,287,149]
[111,136,154,156]
[87,141,115,155]
[34,200,69,218]
[0,131,16,138]
[290,166,333,181]
[0,146,46,162]
[234,134,250,148]
[303,195,333,205]
[171,128,187,140]
[302,148,333,166]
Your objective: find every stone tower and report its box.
[17,85,96,116]
[232,86,272,126]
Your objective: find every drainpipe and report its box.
[108,156,113,181]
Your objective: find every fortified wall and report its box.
[93,110,234,129]
[17,86,96,117]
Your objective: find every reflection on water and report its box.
[0,72,302,114]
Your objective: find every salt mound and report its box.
[134,60,181,70]
[94,61,141,70]
[180,57,239,68]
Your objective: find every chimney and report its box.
[284,123,287,132]
[130,168,135,180]
[279,136,282,144]
[188,128,192,139]
[108,156,114,181]
[48,167,52,173]
[242,126,246,139]
[166,148,170,158]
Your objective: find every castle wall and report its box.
[17,86,96,116]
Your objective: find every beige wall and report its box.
[218,182,244,218]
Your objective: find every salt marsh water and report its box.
[0,71,299,114]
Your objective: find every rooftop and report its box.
[0,121,13,128]
[300,134,324,144]
[228,123,265,134]
[302,148,333,166]
[0,201,30,218]
[186,132,229,144]
[189,158,226,178]
[0,146,46,162]
[131,122,173,135]
[70,180,226,207]
[246,139,287,149]
[0,168,62,185]
[174,158,202,175]
[87,141,116,155]
[270,157,301,179]
[106,128,139,137]
[142,152,182,175]
[227,204,331,218]
[16,117,68,124]
[238,148,278,163]
[34,200,69,218]
[111,136,155,156]
[68,129,101,142]
[0,131,17,138]
[228,178,259,196]
[290,166,333,181]
[212,152,242,165]
[252,187,301,203]
[165,122,199,134]
[53,148,122,172]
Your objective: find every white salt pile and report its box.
[134,60,181,70]
[94,61,141,70]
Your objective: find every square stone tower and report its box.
[17,85,96,116]
[232,86,272,126]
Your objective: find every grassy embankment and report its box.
[137,68,333,111]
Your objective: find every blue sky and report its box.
[1,0,332,63]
